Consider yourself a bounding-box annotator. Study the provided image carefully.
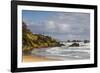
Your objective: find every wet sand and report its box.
[22,55,55,62]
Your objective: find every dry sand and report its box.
[22,55,56,62]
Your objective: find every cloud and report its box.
[44,20,71,33]
[25,12,90,40]
[45,21,56,30]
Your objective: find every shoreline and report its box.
[22,55,57,62]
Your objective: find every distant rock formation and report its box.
[69,43,80,47]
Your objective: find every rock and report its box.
[22,22,63,54]
[69,43,80,47]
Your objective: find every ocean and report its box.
[31,46,90,60]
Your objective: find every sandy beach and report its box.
[22,55,55,62]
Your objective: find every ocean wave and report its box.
[31,46,90,60]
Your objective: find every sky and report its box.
[22,10,90,41]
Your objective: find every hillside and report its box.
[22,22,63,54]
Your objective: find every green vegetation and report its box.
[22,22,63,54]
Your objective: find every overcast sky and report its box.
[22,10,90,41]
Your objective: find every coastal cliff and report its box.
[22,22,63,53]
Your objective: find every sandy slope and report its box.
[22,55,55,62]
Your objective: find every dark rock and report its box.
[69,43,80,47]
